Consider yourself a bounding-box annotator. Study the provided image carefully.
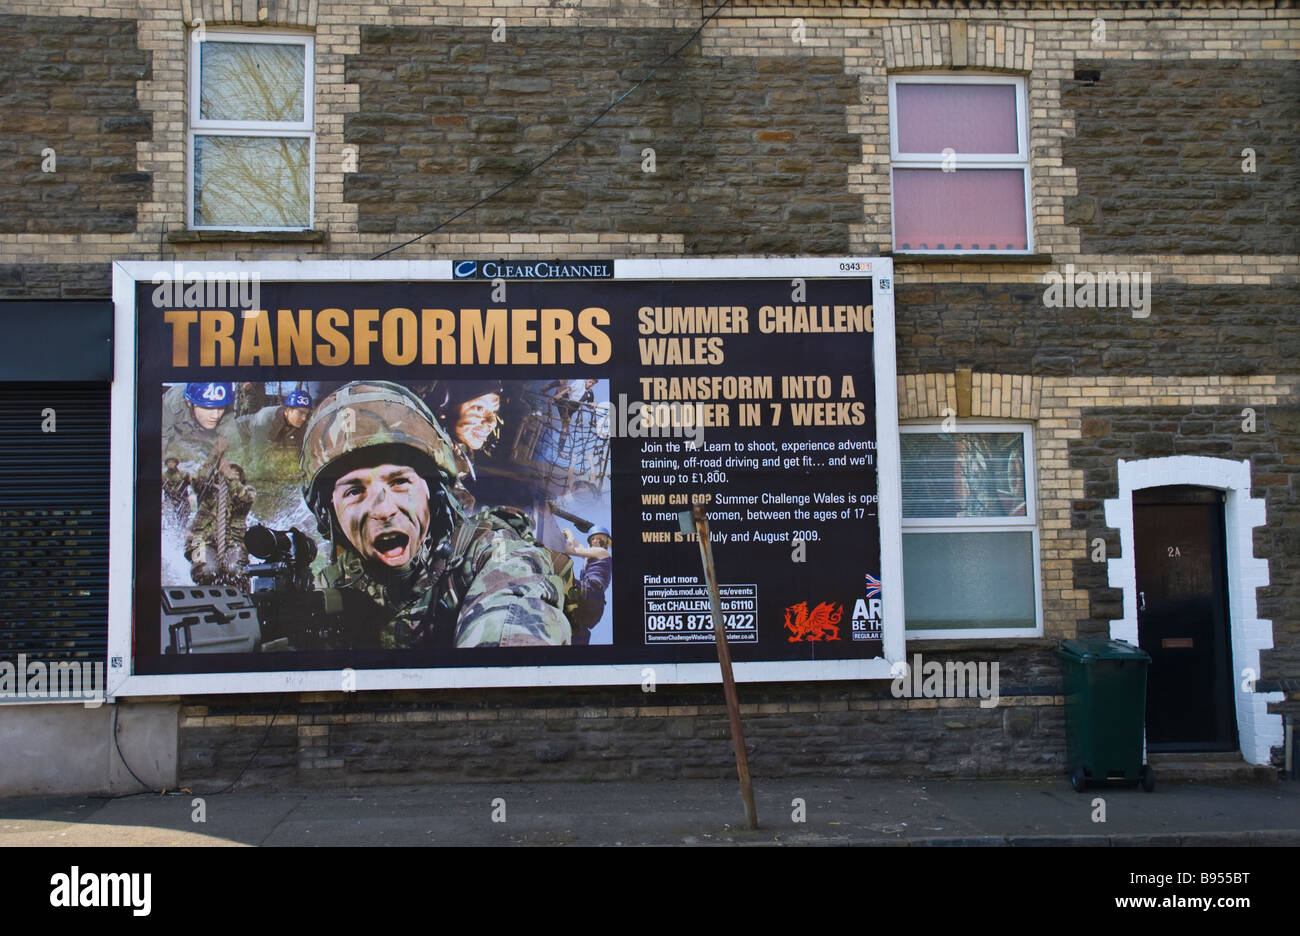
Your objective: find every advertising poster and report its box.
[111,259,899,692]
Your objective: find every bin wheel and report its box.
[1070,766,1087,793]
[1139,765,1155,793]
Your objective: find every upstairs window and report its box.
[189,31,314,230]
[889,75,1031,253]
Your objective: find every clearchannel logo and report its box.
[451,259,614,280]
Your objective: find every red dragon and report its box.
[783,601,844,642]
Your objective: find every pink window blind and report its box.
[895,83,1019,154]
[893,168,1028,251]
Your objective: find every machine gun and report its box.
[162,524,373,653]
[245,525,317,596]
[161,586,261,654]
[244,524,359,651]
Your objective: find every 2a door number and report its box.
[1166,546,1181,557]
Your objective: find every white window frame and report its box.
[888,73,1033,255]
[188,29,315,231]
[899,421,1043,639]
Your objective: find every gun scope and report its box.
[246,525,317,565]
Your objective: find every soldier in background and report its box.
[229,389,313,453]
[162,457,193,529]
[218,389,316,525]
[185,439,257,588]
[301,381,571,649]
[561,525,612,646]
[432,380,504,512]
[162,382,235,466]
[542,377,581,439]
[576,377,599,426]
[235,381,269,418]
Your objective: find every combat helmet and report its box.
[301,381,462,537]
[185,382,234,409]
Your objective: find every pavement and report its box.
[1,775,1298,846]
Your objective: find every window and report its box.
[888,75,1031,253]
[189,31,314,230]
[900,424,1041,637]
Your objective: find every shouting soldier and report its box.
[300,381,571,650]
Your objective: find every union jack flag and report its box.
[864,573,882,599]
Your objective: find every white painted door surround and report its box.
[1103,457,1282,765]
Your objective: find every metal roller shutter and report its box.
[0,384,111,664]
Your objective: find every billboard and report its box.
[107,259,901,696]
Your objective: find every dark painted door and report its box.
[1133,486,1237,751]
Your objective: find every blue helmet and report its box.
[587,525,612,545]
[285,389,312,409]
[184,382,234,408]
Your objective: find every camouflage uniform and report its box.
[162,464,194,528]
[235,381,269,418]
[316,504,571,649]
[222,404,310,484]
[185,451,257,588]
[230,404,308,452]
[214,402,316,529]
[161,384,233,467]
[302,381,571,650]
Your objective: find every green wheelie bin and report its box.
[1055,638,1155,793]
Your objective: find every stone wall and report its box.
[180,675,1065,787]
[0,0,1294,275]
[898,368,1299,766]
[343,25,862,254]
[1062,59,1300,256]
[0,262,112,298]
[894,282,1299,377]
[0,14,151,235]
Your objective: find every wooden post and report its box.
[691,504,758,830]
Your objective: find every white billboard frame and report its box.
[107,257,901,698]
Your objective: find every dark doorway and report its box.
[1133,486,1237,751]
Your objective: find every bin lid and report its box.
[1056,638,1151,663]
